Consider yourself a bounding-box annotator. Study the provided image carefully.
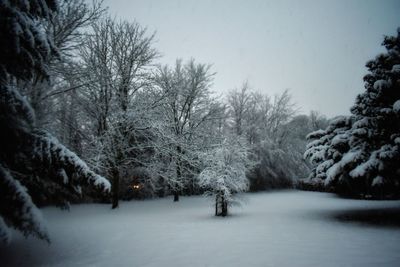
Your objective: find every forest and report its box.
[1,1,400,266]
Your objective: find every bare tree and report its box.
[75,17,157,208]
[19,0,106,127]
[309,110,329,131]
[154,59,223,201]
[227,85,301,190]
[227,81,252,136]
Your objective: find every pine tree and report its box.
[0,0,110,244]
[304,29,400,198]
[303,116,354,191]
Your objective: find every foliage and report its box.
[0,0,110,244]
[304,29,400,199]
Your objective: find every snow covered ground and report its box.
[1,190,400,267]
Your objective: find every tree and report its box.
[309,110,329,131]
[198,138,251,216]
[304,29,400,198]
[227,86,301,190]
[227,81,252,136]
[154,59,223,201]
[0,0,110,244]
[280,113,328,190]
[303,116,354,191]
[76,17,157,208]
[18,0,106,127]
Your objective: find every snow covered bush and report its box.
[304,29,400,199]
[0,0,110,244]
[198,138,251,216]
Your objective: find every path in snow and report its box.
[1,190,400,267]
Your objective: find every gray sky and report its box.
[104,0,400,117]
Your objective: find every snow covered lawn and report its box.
[1,190,400,267]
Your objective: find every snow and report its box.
[325,162,341,184]
[3,85,36,124]
[349,150,380,178]
[392,64,400,73]
[341,150,362,164]
[373,80,390,90]
[315,159,334,176]
[198,141,250,203]
[393,100,400,113]
[33,132,111,192]
[304,144,327,164]
[331,133,349,146]
[306,129,326,140]
[395,137,400,145]
[372,176,384,186]
[0,166,49,243]
[353,117,369,128]
[1,191,400,267]
[58,169,69,184]
[325,150,363,184]
[0,217,11,244]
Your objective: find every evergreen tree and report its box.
[0,0,110,244]
[304,29,400,198]
[303,116,354,191]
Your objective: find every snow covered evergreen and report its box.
[0,0,110,244]
[304,29,400,198]
[303,116,354,190]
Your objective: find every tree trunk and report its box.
[111,167,119,209]
[173,191,179,202]
[215,194,218,216]
[221,195,228,217]
[215,191,227,216]
[174,146,182,202]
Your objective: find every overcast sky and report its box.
[104,0,400,117]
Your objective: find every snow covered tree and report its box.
[15,0,105,128]
[0,0,57,81]
[75,17,157,208]
[0,0,110,244]
[227,85,303,190]
[304,29,400,198]
[303,116,354,191]
[154,59,223,201]
[228,81,253,136]
[198,138,251,216]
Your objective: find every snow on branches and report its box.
[198,138,251,216]
[0,0,110,244]
[303,29,400,198]
[0,0,58,82]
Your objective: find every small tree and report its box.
[198,139,251,216]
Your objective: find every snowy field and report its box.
[1,190,400,267]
